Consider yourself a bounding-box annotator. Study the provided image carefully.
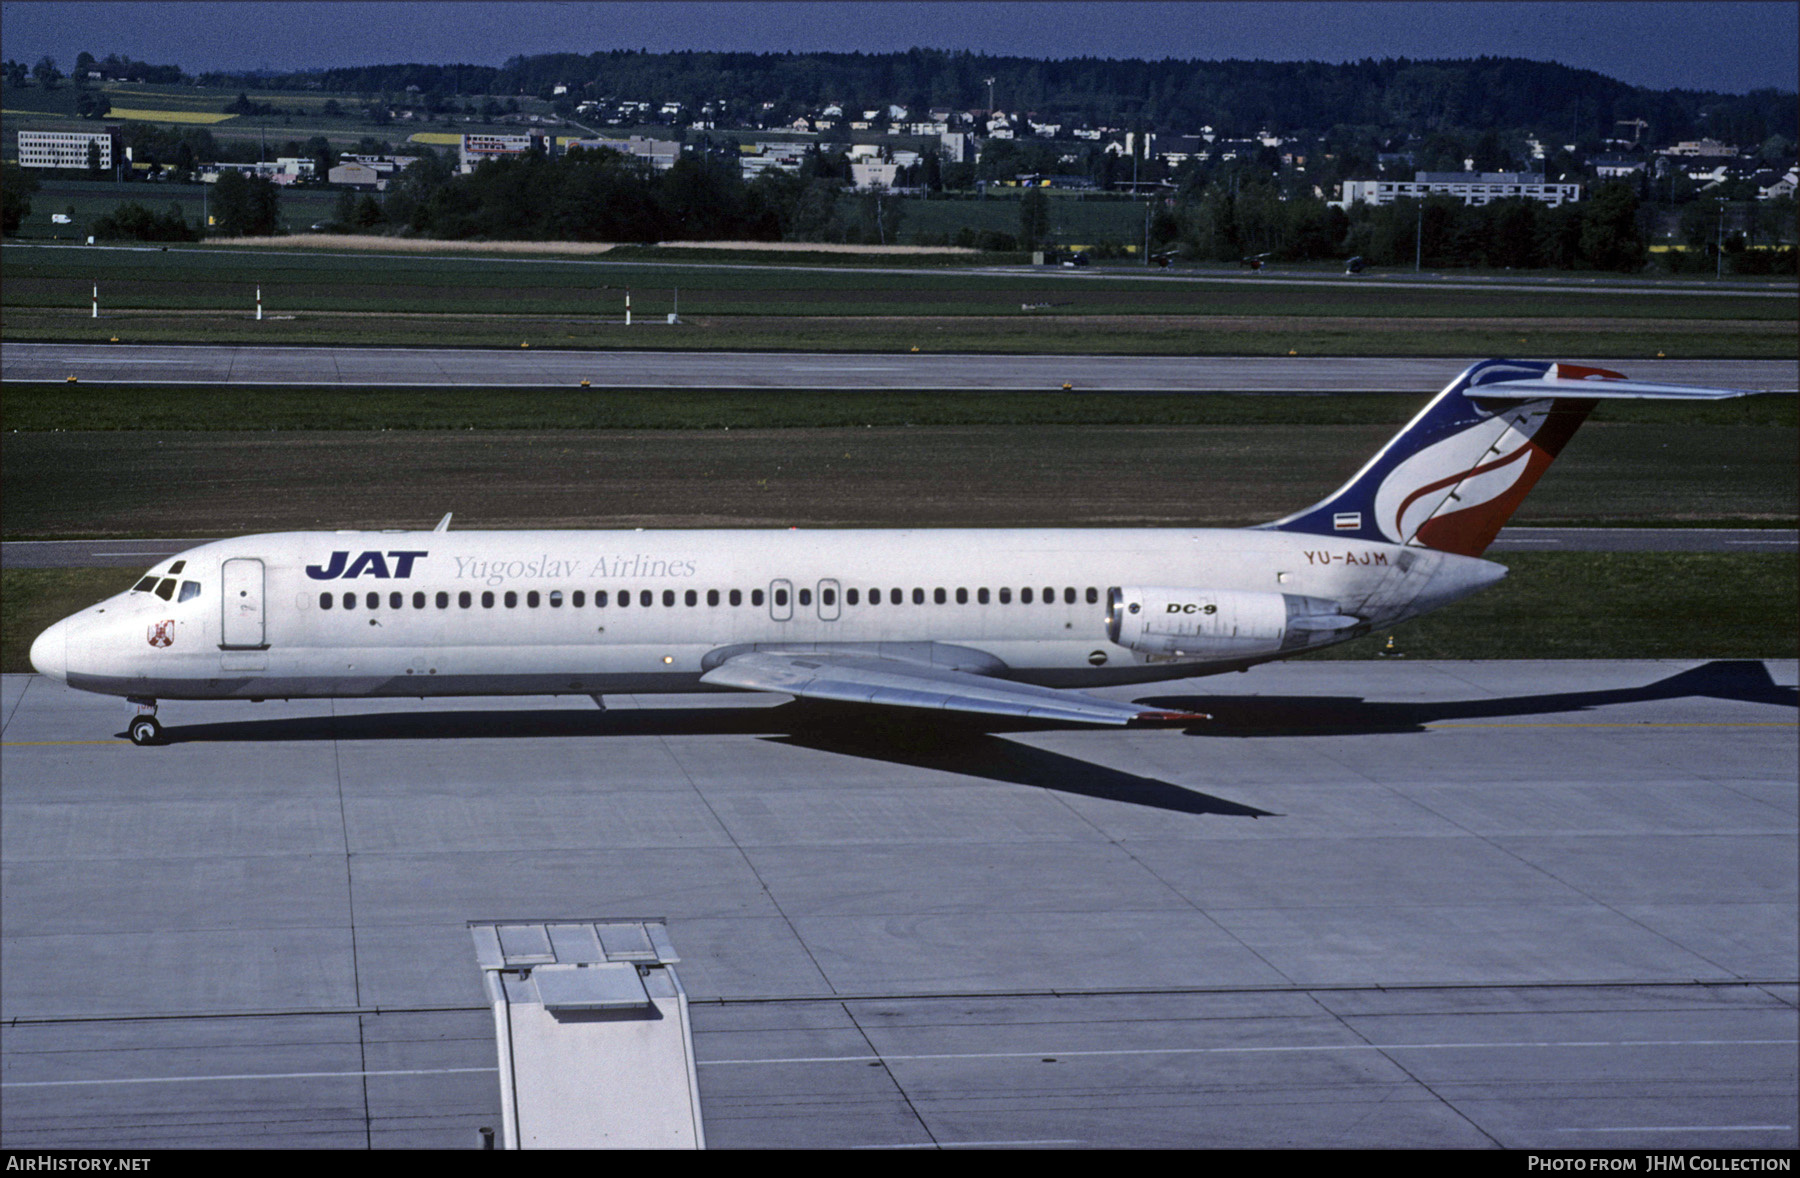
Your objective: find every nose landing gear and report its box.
[127,698,163,746]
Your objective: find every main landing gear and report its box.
[127,697,164,746]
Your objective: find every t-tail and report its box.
[1261,359,1754,557]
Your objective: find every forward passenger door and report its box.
[220,558,267,649]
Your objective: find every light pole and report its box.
[1716,198,1726,280]
[1415,201,1423,273]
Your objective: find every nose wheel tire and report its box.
[128,716,164,746]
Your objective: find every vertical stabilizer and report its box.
[1261,359,1752,558]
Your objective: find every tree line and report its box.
[57,144,1775,275]
[356,144,904,245]
[220,50,1793,144]
[1161,178,1653,271]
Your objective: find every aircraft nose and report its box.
[29,617,69,682]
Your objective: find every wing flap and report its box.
[699,649,1206,726]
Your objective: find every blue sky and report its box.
[2,2,1794,93]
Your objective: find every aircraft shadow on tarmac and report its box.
[135,661,1788,817]
[146,700,1272,817]
[1140,659,1796,737]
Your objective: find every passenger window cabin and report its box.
[308,580,1106,625]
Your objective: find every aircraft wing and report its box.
[699,648,1207,726]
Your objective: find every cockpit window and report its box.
[168,560,186,575]
[177,581,201,603]
[154,578,177,600]
[134,576,159,593]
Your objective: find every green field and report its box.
[3,382,1793,432]
[2,77,510,163]
[9,243,1789,318]
[5,411,1793,540]
[3,242,1792,356]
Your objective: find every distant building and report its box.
[327,162,383,189]
[850,161,901,190]
[1156,136,1208,166]
[739,141,808,177]
[1663,139,1738,158]
[561,135,681,172]
[459,131,553,173]
[342,154,419,175]
[206,161,308,187]
[1754,168,1797,201]
[1336,171,1581,209]
[1591,154,1646,179]
[18,127,121,170]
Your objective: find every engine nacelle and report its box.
[1105,587,1363,658]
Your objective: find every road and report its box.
[4,343,1793,392]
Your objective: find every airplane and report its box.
[29,359,1754,746]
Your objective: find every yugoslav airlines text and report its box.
[454,554,699,586]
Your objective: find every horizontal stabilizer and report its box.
[701,648,1208,726]
[1469,377,1755,401]
[1468,361,1756,400]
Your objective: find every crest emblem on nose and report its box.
[147,621,174,648]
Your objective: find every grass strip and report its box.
[7,246,1792,329]
[7,312,1791,357]
[5,420,1793,538]
[4,384,1792,432]
[1302,551,1798,661]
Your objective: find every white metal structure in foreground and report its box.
[29,360,1755,744]
[469,919,703,1150]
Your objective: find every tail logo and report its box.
[1372,403,1552,555]
[1263,360,1741,558]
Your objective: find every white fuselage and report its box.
[34,527,1504,702]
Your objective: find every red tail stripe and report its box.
[1390,443,1532,541]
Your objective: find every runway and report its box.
[4,342,1793,392]
[2,659,1794,1149]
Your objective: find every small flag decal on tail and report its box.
[1334,512,1362,531]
